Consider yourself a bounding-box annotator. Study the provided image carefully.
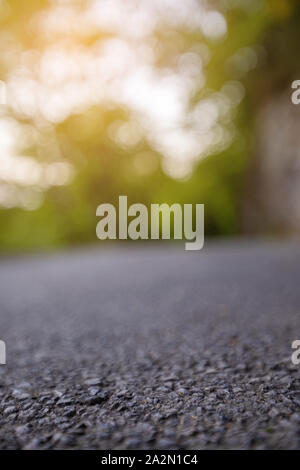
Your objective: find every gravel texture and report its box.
[0,240,299,450]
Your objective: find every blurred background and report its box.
[0,0,299,252]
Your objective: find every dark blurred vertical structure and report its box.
[242,3,300,235]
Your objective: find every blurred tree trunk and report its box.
[242,88,300,235]
[241,2,300,235]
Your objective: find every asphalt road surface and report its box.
[0,240,299,450]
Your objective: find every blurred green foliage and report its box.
[0,0,299,251]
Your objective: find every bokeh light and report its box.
[0,0,243,212]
